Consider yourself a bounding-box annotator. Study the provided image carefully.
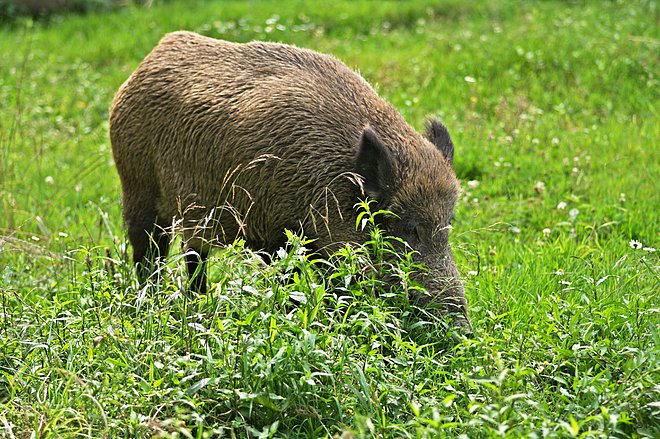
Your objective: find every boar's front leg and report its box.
[184,248,209,295]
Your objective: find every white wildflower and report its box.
[557,201,567,210]
[569,208,579,221]
[464,76,476,83]
[629,239,643,249]
[467,180,480,189]
[542,228,551,238]
[45,176,54,184]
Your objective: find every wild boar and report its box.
[109,31,470,329]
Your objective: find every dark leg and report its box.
[129,220,170,286]
[185,248,208,295]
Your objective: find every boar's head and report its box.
[355,120,470,332]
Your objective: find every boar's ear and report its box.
[426,120,454,166]
[355,127,394,201]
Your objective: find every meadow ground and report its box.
[0,0,658,437]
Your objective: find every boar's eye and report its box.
[401,221,421,241]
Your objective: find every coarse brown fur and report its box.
[109,31,469,328]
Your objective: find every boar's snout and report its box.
[413,249,471,334]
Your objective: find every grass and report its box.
[0,0,658,437]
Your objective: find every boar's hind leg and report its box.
[125,201,170,286]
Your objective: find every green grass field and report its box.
[1,0,658,437]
